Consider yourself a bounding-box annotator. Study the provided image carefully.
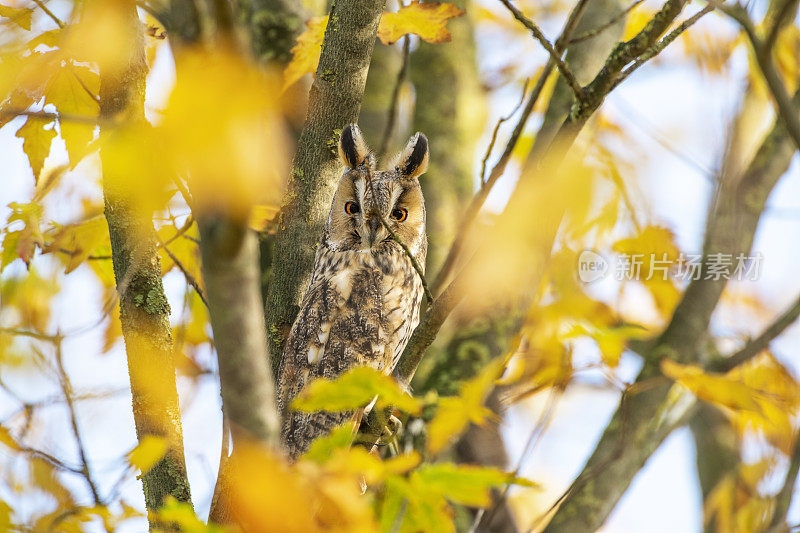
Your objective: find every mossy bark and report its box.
[100,0,191,519]
[266,0,386,377]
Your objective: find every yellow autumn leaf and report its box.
[159,47,290,218]
[622,8,658,41]
[413,462,536,508]
[613,225,682,317]
[16,116,56,182]
[427,358,503,455]
[0,5,32,31]
[127,435,169,474]
[249,204,280,232]
[157,223,202,288]
[661,359,762,412]
[44,62,99,165]
[0,426,21,451]
[282,15,328,91]
[45,215,111,274]
[378,1,465,45]
[662,354,800,453]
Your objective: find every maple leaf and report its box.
[45,215,111,274]
[282,15,328,91]
[44,63,99,165]
[378,1,466,45]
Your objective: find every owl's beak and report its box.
[366,217,383,246]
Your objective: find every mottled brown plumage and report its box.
[277,124,429,459]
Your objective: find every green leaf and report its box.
[302,424,354,463]
[291,366,422,415]
[127,435,168,474]
[0,5,33,31]
[16,116,56,181]
[415,463,536,507]
[427,358,504,454]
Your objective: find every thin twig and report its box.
[479,77,530,186]
[709,292,800,372]
[767,433,800,532]
[568,0,645,44]
[432,0,590,294]
[472,389,561,532]
[764,0,800,51]
[32,0,65,29]
[498,0,585,102]
[377,36,411,162]
[365,166,433,303]
[719,2,800,154]
[0,109,101,125]
[156,235,208,307]
[610,4,717,91]
[0,327,58,341]
[53,334,104,505]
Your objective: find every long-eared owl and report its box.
[277,123,429,459]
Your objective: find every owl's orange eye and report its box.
[344,201,360,215]
[391,207,408,222]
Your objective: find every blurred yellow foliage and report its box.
[662,353,800,453]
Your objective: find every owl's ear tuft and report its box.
[394,132,429,179]
[338,124,370,168]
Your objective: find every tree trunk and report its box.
[100,0,191,518]
[266,0,386,377]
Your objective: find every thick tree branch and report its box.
[100,0,191,515]
[266,0,386,377]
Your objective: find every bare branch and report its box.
[156,235,209,308]
[31,0,65,29]
[611,4,717,90]
[53,335,104,505]
[377,37,411,161]
[432,0,591,293]
[709,292,800,372]
[498,0,585,102]
[767,433,800,532]
[568,0,645,44]
[720,2,800,153]
[479,77,530,186]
